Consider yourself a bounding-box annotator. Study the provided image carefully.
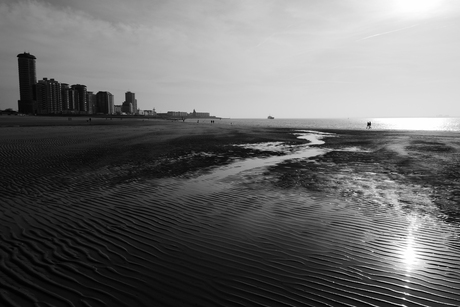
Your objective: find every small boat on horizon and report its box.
[267,115,274,119]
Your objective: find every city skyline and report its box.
[16,51,145,115]
[2,0,460,118]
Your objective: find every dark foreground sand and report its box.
[1,116,460,306]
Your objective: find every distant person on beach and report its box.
[366,121,372,129]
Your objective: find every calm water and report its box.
[219,117,460,132]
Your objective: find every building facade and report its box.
[71,84,87,114]
[96,91,114,114]
[68,88,79,112]
[86,91,96,115]
[125,91,137,114]
[114,105,122,114]
[190,109,210,117]
[36,78,62,114]
[61,83,80,113]
[122,101,133,114]
[17,52,37,114]
[61,83,70,111]
[195,112,210,117]
[167,111,188,117]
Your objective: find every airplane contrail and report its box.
[255,31,278,48]
[255,23,294,48]
[357,24,419,41]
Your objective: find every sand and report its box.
[1,116,460,306]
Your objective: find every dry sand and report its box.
[1,116,460,306]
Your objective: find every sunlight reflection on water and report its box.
[372,118,457,131]
[400,215,423,273]
[403,233,417,269]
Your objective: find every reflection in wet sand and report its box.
[402,216,419,271]
[170,131,460,305]
[1,126,460,306]
[199,131,327,182]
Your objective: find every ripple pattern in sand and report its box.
[1,130,460,306]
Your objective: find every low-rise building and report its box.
[190,109,210,117]
[122,101,133,114]
[114,105,122,115]
[167,111,188,117]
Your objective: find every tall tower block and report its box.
[17,52,37,114]
[125,91,136,114]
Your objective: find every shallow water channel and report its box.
[196,130,331,182]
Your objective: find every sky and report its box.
[1,0,460,118]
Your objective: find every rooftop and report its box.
[17,52,36,60]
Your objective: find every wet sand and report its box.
[1,116,460,306]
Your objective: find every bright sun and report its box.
[393,0,443,17]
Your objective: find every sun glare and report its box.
[402,238,417,268]
[400,216,421,272]
[393,0,443,17]
[375,118,451,131]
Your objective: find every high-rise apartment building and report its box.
[71,84,87,113]
[61,83,70,110]
[125,91,137,114]
[86,91,96,114]
[36,78,62,114]
[60,84,79,113]
[17,52,37,114]
[69,89,79,111]
[96,91,114,114]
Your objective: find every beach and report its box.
[1,116,460,306]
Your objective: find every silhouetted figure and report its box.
[366,121,372,129]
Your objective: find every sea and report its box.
[219,117,460,132]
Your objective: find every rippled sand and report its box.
[1,117,460,306]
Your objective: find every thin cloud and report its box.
[255,31,279,48]
[356,24,419,41]
[254,23,294,48]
